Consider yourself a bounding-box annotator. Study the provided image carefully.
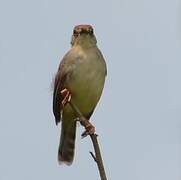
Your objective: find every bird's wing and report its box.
[53,52,74,125]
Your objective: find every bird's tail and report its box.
[58,119,76,165]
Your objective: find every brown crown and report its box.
[73,25,94,35]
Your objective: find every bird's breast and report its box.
[66,51,106,115]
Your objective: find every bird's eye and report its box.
[73,29,81,37]
[89,29,93,35]
[73,30,78,35]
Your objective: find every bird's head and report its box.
[71,25,97,48]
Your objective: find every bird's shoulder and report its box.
[58,47,85,71]
[93,47,107,76]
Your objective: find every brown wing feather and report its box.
[53,62,68,125]
[53,46,88,125]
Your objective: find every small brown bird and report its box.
[53,25,107,165]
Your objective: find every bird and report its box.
[53,24,107,165]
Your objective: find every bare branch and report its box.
[69,101,107,180]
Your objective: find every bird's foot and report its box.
[81,121,95,138]
[61,88,71,107]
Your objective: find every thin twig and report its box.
[69,101,107,180]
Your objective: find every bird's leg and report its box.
[61,90,95,137]
[81,120,96,138]
[61,88,71,107]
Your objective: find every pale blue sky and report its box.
[0,0,181,179]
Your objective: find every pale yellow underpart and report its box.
[63,44,106,120]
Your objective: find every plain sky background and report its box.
[0,0,181,179]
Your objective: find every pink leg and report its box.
[81,121,96,138]
[61,88,71,107]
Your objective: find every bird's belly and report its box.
[66,65,105,116]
